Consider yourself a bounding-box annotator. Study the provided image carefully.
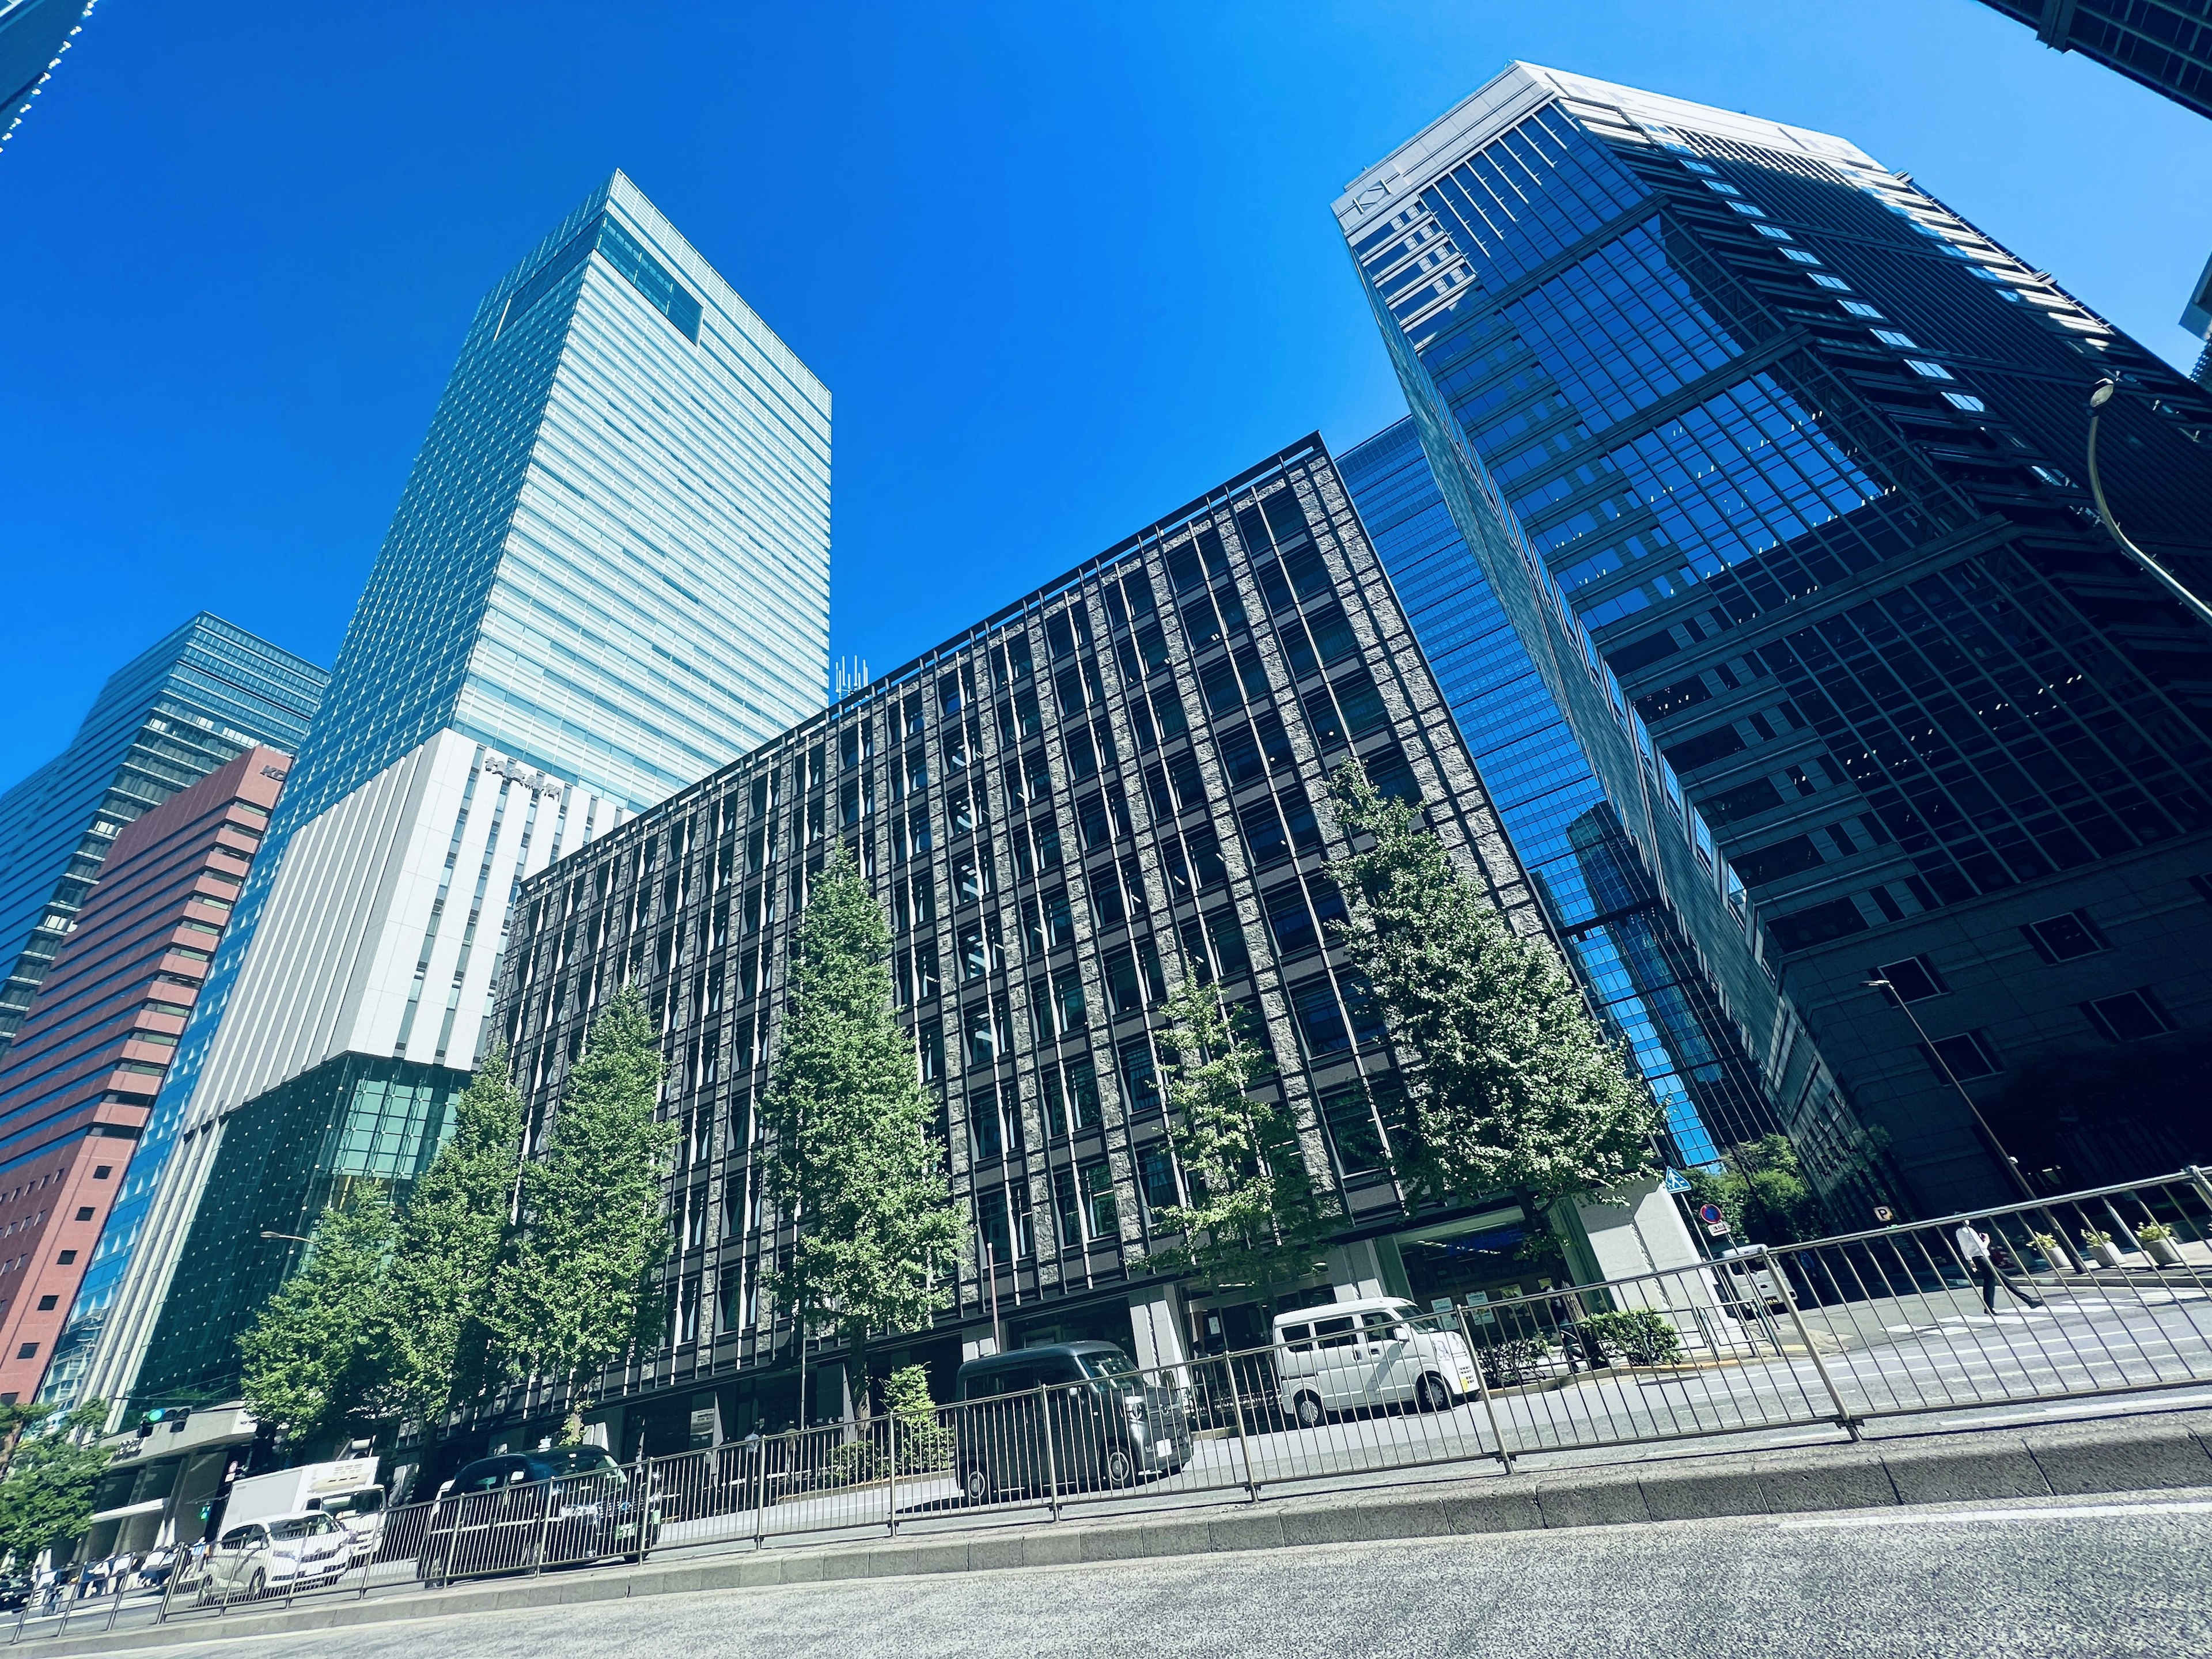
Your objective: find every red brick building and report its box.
[0,746,290,1403]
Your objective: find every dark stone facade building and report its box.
[483,438,1690,1455]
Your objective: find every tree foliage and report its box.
[483,987,676,1440]
[1683,1135,1824,1245]
[382,1050,524,1448]
[0,1401,108,1569]
[1325,763,1658,1213]
[238,1197,397,1452]
[1147,975,1331,1292]
[762,850,963,1421]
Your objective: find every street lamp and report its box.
[259,1230,311,1244]
[2084,378,2212,631]
[1863,978,2039,1205]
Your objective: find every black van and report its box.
[953,1341,1190,1503]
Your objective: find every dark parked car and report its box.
[953,1342,1190,1503]
[415,1447,658,1584]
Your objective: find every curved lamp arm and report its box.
[2085,379,2212,632]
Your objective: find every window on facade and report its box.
[1333,669,1388,737]
[1188,828,1227,888]
[977,1184,1012,1264]
[1105,946,1143,1015]
[2084,988,2173,1043]
[1264,884,1317,958]
[1942,392,1987,411]
[1221,724,1264,787]
[1120,1037,1160,1114]
[1318,1082,1385,1177]
[918,1019,944,1082]
[970,1086,1004,1163]
[1240,800,1291,869]
[2021,911,2107,964]
[1166,748,1203,809]
[1200,661,1243,717]
[1923,1031,1998,1082]
[1182,595,1224,649]
[1092,866,1128,930]
[1138,1143,1180,1215]
[1875,955,1945,1003]
[1302,687,1346,748]
[1152,689,1189,740]
[1054,967,1087,1033]
[1052,1166,1084,1246]
[1234,645,1270,700]
[1207,910,1250,976]
[965,1002,997,1069]
[1080,1160,1119,1240]
[1809,272,1851,290]
[1065,728,1099,781]
[1290,976,1350,1056]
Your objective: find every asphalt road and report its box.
[112,1491,2212,1659]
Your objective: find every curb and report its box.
[70,1406,2212,1655]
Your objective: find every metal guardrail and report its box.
[29,1168,2212,1641]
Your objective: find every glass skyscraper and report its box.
[1336,65,2212,1210]
[0,614,326,1063]
[73,171,831,1414]
[1342,421,1797,1176]
[1970,0,2211,122]
[0,0,96,161]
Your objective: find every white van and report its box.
[1274,1297,1480,1426]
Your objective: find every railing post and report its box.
[886,1415,899,1540]
[1458,1308,1515,1475]
[154,1544,185,1626]
[1035,1385,1060,1524]
[1764,1246,1861,1440]
[1226,1355,1260,1501]
[751,1437,769,1550]
[2187,1166,2212,1228]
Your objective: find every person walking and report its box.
[1956,1219,2043,1311]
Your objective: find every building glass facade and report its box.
[0,615,325,1063]
[1971,0,2212,122]
[1337,65,2212,1208]
[83,172,834,1416]
[478,439,1669,1456]
[1342,419,1782,1172]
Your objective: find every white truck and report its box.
[221,1458,386,1564]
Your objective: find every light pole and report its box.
[1863,978,2039,1205]
[258,1230,311,1244]
[2084,378,2212,631]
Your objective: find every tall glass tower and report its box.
[0,614,326,1062]
[1336,65,2212,1210]
[71,171,831,1414]
[1341,421,1803,1177]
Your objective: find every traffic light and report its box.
[136,1405,191,1437]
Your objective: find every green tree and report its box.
[1324,763,1658,1214]
[0,1401,109,1571]
[1684,1135,1825,1245]
[382,1051,524,1464]
[883,1363,951,1473]
[485,987,676,1442]
[238,1197,397,1453]
[1146,975,1331,1292]
[762,850,963,1427]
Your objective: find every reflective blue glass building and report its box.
[71,172,832,1414]
[0,615,326,1062]
[1338,65,2212,1210]
[1342,422,1775,1173]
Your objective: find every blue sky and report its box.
[5,1,2209,789]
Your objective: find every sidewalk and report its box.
[71,1400,2212,1656]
